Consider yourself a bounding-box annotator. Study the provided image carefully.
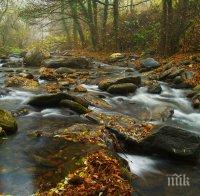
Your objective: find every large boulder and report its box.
[112,124,200,162]
[44,57,91,68]
[140,58,160,71]
[27,93,70,107]
[0,109,17,135]
[107,83,137,95]
[27,92,90,108]
[140,126,200,162]
[24,48,50,67]
[98,76,141,91]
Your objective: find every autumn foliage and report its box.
[39,151,133,196]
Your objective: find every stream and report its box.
[0,64,200,195]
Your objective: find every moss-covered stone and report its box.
[60,99,90,114]
[107,83,137,95]
[0,109,17,135]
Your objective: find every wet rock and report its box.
[116,76,141,86]
[0,87,10,96]
[181,71,194,80]
[149,106,174,121]
[85,112,154,142]
[4,76,39,90]
[174,76,183,84]
[68,95,90,108]
[140,126,200,162]
[44,57,68,68]
[18,72,34,79]
[193,84,200,92]
[44,57,91,68]
[27,92,90,108]
[108,53,125,63]
[65,57,91,68]
[0,109,17,135]
[83,93,112,109]
[147,82,162,94]
[27,93,70,107]
[98,76,141,91]
[55,67,74,74]
[168,68,185,79]
[107,83,137,95]
[179,60,191,66]
[74,85,87,93]
[43,82,62,93]
[2,57,23,67]
[39,67,58,81]
[192,93,200,109]
[157,67,187,85]
[24,48,50,67]
[98,80,115,91]
[60,99,90,114]
[140,58,160,71]
[191,55,200,63]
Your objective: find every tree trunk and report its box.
[159,0,173,56]
[93,0,99,43]
[78,0,98,50]
[102,0,109,47]
[60,0,71,43]
[69,0,86,47]
[113,0,120,50]
[171,0,189,53]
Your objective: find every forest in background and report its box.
[0,0,199,57]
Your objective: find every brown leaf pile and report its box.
[55,124,108,147]
[38,151,133,196]
[5,76,39,89]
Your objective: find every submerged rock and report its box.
[0,109,17,135]
[107,83,137,95]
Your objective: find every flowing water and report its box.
[0,64,200,195]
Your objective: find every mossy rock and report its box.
[0,109,17,135]
[60,99,90,114]
[107,83,137,95]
